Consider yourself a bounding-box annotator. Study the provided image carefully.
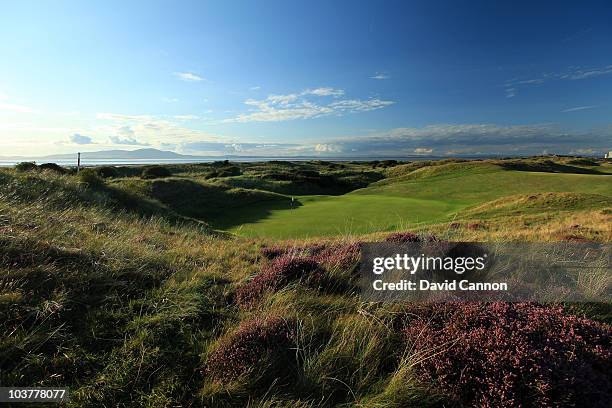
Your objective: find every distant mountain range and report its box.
[0,148,204,161]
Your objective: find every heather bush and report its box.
[97,166,119,178]
[142,165,172,179]
[236,256,324,307]
[15,162,38,172]
[401,302,612,407]
[310,242,361,270]
[260,245,286,259]
[78,168,104,188]
[259,242,361,270]
[216,165,241,177]
[205,316,297,383]
[39,163,67,174]
[385,231,421,244]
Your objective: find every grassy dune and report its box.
[0,158,610,407]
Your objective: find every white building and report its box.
[606,151,612,159]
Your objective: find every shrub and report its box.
[38,163,67,174]
[216,166,241,177]
[260,245,286,259]
[385,232,444,244]
[205,316,297,383]
[385,231,421,244]
[260,242,361,270]
[15,162,38,172]
[236,256,324,308]
[401,302,612,407]
[142,166,172,179]
[97,166,119,178]
[78,168,104,188]
[310,242,361,270]
[567,158,599,166]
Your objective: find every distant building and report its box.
[606,151,612,159]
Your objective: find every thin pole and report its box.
[77,152,81,173]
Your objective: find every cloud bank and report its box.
[225,87,393,123]
[175,123,612,157]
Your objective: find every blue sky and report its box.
[1,0,611,157]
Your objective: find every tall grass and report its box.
[0,163,610,407]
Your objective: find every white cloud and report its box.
[249,86,261,91]
[225,88,393,123]
[0,93,38,114]
[0,102,37,113]
[174,72,204,82]
[303,87,344,97]
[264,94,299,106]
[173,114,200,120]
[97,112,153,121]
[109,135,149,146]
[569,148,599,155]
[414,147,433,154]
[559,65,612,80]
[106,126,150,146]
[504,64,612,97]
[314,143,344,153]
[69,133,94,144]
[95,111,221,146]
[329,98,394,112]
[561,105,597,112]
[370,73,390,80]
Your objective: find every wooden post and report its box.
[77,152,81,173]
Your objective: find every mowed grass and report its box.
[228,163,612,238]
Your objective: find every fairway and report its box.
[226,164,612,238]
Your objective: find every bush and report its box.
[567,158,599,166]
[312,242,361,270]
[141,166,172,179]
[260,242,361,271]
[401,302,612,407]
[15,162,38,172]
[216,166,241,177]
[78,168,104,188]
[385,231,443,244]
[236,256,324,308]
[385,231,421,244]
[39,163,67,174]
[205,316,297,383]
[97,166,119,178]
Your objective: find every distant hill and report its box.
[1,148,203,161]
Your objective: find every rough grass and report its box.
[0,158,610,407]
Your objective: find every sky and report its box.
[1,0,611,157]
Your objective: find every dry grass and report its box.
[1,163,610,407]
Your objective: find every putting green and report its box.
[228,194,463,239]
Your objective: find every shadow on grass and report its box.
[144,178,301,229]
[498,159,605,174]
